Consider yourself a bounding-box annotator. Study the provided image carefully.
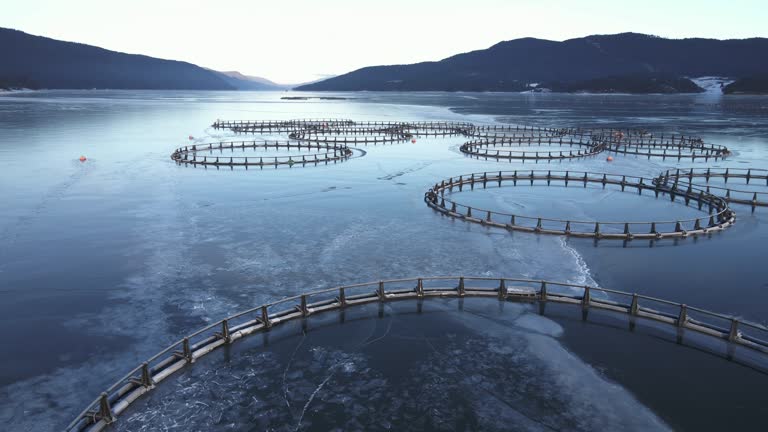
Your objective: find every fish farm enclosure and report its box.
[64,115,767,431]
[2,91,768,432]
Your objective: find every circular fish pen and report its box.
[170,140,354,168]
[597,129,730,161]
[65,276,768,432]
[656,168,768,207]
[424,171,735,240]
[460,133,606,161]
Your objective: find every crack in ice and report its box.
[294,367,338,432]
[282,330,307,412]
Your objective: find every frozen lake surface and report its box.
[1,90,767,430]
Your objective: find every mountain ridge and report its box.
[0,27,236,90]
[296,33,768,93]
[0,28,323,91]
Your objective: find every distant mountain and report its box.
[296,75,338,86]
[724,76,768,94]
[0,28,233,90]
[210,70,289,90]
[296,33,768,93]
[219,71,281,87]
[207,71,337,91]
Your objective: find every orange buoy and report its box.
[411,138,417,144]
[188,135,194,140]
[79,155,87,162]
[606,156,614,162]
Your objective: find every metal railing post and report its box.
[221,319,231,343]
[339,287,347,307]
[630,294,639,316]
[677,304,688,327]
[261,306,271,329]
[98,392,115,424]
[729,319,740,342]
[582,286,591,308]
[182,337,192,363]
[140,362,153,388]
[300,295,309,317]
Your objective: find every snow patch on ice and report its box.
[690,76,734,95]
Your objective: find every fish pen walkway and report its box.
[657,168,768,207]
[66,276,768,432]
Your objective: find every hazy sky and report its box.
[3,0,767,84]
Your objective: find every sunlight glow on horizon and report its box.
[3,0,767,84]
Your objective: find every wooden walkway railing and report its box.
[66,276,768,432]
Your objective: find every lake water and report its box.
[1,90,767,431]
